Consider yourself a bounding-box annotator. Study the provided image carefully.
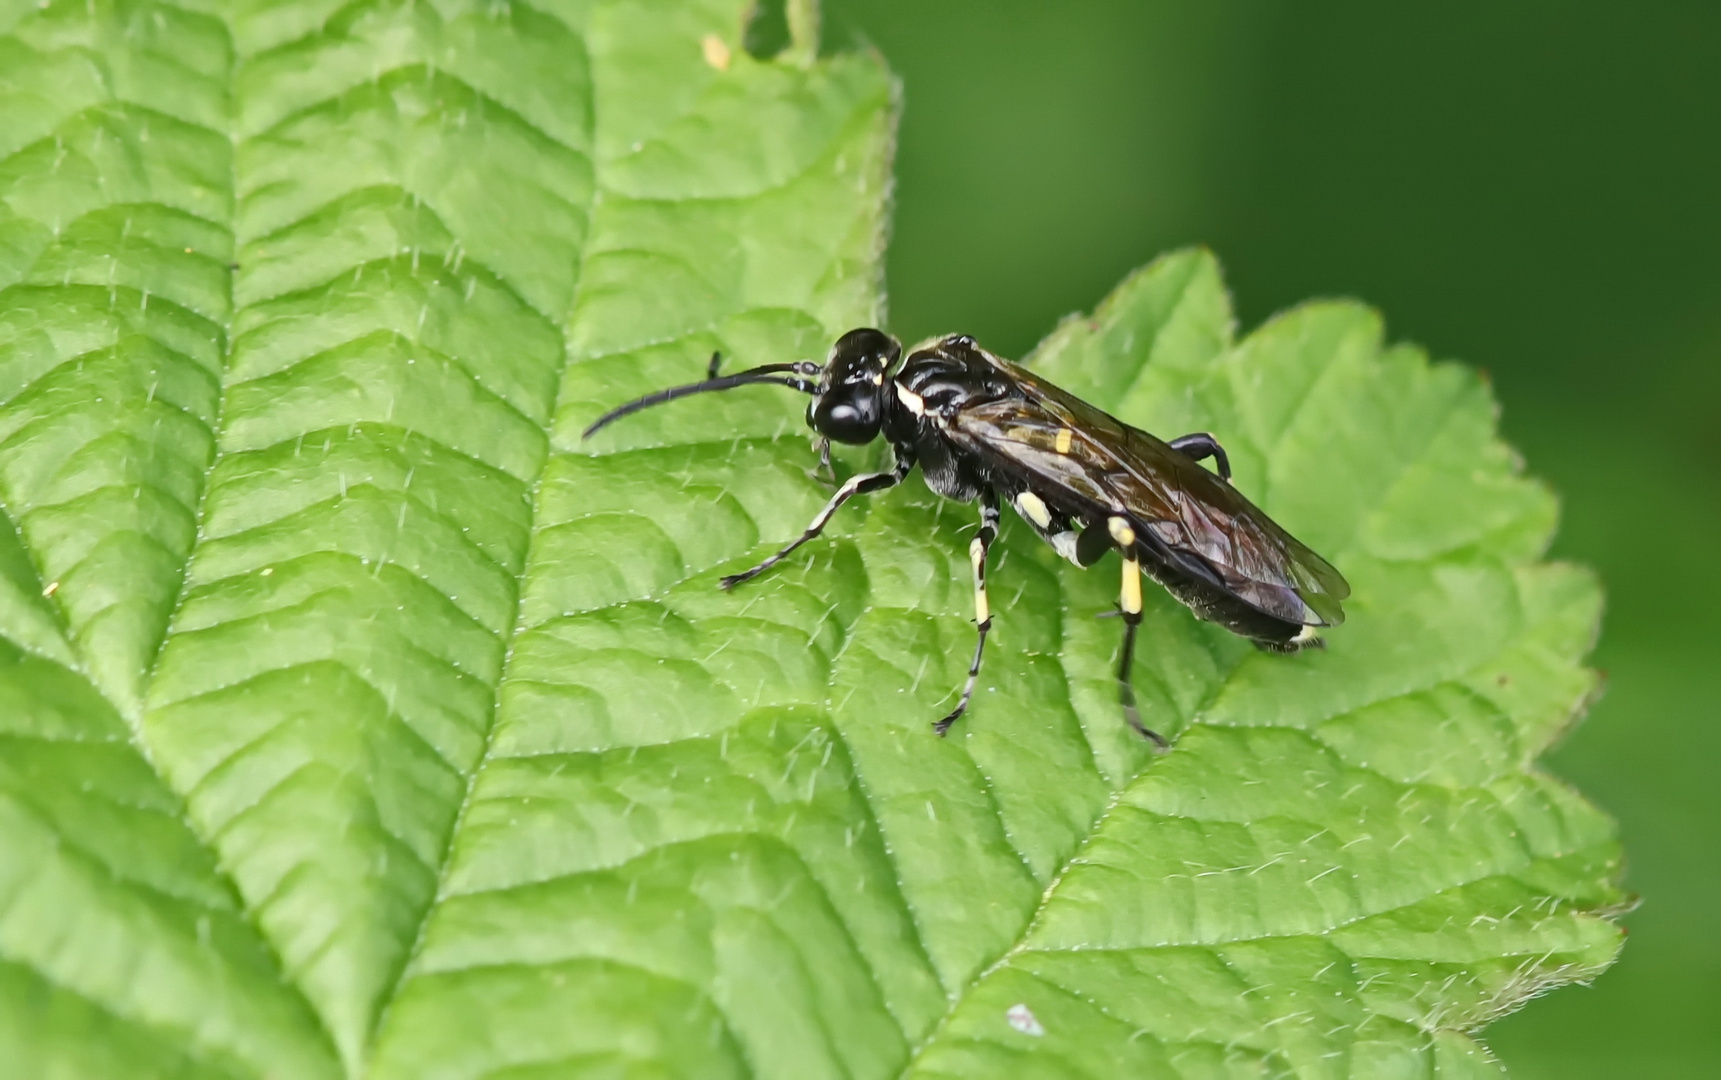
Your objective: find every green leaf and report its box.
[0,1,1621,1078]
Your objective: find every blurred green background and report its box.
[817,1,1721,1076]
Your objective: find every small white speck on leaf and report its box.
[41,581,59,597]
[1006,1003,1045,1037]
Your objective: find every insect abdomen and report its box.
[1138,554,1305,645]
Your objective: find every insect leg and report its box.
[1168,432,1231,483]
[720,452,915,590]
[935,490,1001,736]
[813,436,837,485]
[1108,516,1169,749]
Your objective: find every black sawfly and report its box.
[583,329,1349,745]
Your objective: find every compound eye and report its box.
[812,390,881,444]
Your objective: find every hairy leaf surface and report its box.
[0,1,1621,1077]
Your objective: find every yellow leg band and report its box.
[1122,557,1142,615]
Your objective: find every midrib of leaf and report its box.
[128,6,339,1071]
[283,4,915,1078]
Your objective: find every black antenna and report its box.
[582,353,820,439]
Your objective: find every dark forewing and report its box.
[947,358,1350,627]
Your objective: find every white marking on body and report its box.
[1048,530,1081,563]
[1054,427,1073,454]
[895,383,925,416]
[1015,490,1052,528]
[1293,624,1322,646]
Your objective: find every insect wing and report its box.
[949,358,1350,627]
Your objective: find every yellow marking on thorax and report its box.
[1054,427,1073,454]
[895,383,925,416]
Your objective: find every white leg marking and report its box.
[1015,490,1052,528]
